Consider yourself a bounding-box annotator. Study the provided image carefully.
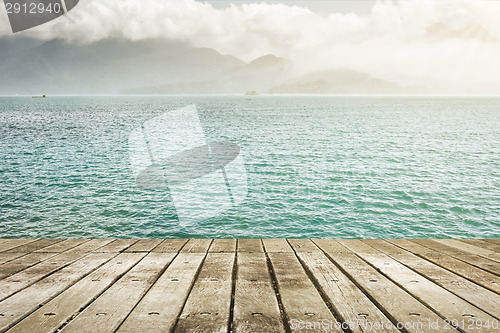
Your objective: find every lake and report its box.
[0,96,498,238]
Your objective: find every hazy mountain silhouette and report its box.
[124,53,292,94]
[0,38,244,95]
[0,37,413,95]
[269,69,418,94]
[0,37,44,57]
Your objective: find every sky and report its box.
[0,0,499,93]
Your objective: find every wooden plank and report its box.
[267,252,342,333]
[5,239,63,253]
[387,239,500,294]
[233,252,285,333]
[336,240,378,253]
[0,240,37,253]
[0,252,114,332]
[386,239,440,255]
[59,253,173,333]
[296,251,399,332]
[0,253,25,266]
[151,239,189,253]
[262,239,293,253]
[364,240,500,319]
[287,239,322,253]
[316,241,454,333]
[0,252,56,280]
[92,239,138,253]
[340,240,499,333]
[1,238,499,332]
[209,239,237,253]
[64,239,115,254]
[180,239,212,253]
[0,240,113,301]
[434,239,500,263]
[238,239,264,253]
[312,239,352,253]
[459,239,500,253]
[7,253,146,333]
[34,239,89,253]
[124,239,163,252]
[411,239,500,275]
[117,253,206,333]
[174,252,235,333]
[0,251,95,301]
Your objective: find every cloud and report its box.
[1,0,499,93]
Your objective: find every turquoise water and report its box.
[0,96,499,239]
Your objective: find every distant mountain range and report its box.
[0,37,421,95]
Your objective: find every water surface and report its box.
[0,96,498,238]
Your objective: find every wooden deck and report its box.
[0,239,499,332]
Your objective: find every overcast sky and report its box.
[198,1,377,13]
[1,0,499,93]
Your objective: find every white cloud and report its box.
[1,0,499,93]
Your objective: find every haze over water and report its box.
[0,96,498,239]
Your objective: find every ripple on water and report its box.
[0,96,499,238]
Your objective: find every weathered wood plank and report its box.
[287,239,322,253]
[312,239,352,253]
[0,253,25,266]
[340,240,499,333]
[34,239,89,253]
[267,252,342,333]
[0,252,56,280]
[459,239,500,253]
[411,239,500,275]
[0,252,114,332]
[434,239,500,263]
[64,239,115,254]
[209,239,237,253]
[0,251,95,301]
[387,239,500,294]
[297,251,399,332]
[364,240,500,319]
[233,252,285,333]
[117,253,206,333]
[262,239,293,253]
[0,240,37,253]
[2,238,499,332]
[5,239,63,253]
[317,241,454,333]
[180,239,212,253]
[238,239,264,253]
[174,252,235,333]
[151,239,189,253]
[59,253,173,333]
[92,239,138,253]
[0,240,114,301]
[7,253,146,333]
[124,239,163,252]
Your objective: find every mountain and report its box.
[268,69,417,94]
[227,54,292,92]
[124,53,292,94]
[0,37,409,95]
[0,37,44,57]
[0,38,245,95]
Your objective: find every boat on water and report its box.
[32,95,46,98]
